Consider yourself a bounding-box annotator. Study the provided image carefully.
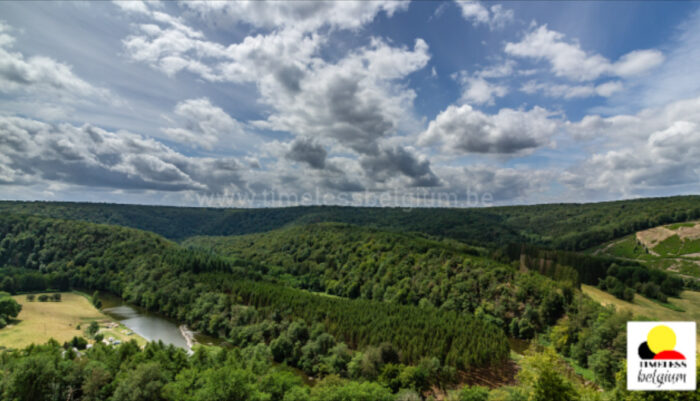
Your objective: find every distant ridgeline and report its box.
[1,195,700,249]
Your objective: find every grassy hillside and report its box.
[592,221,700,278]
[582,285,700,349]
[0,292,144,349]
[2,195,700,250]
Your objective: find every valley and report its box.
[0,198,698,400]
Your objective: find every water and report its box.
[99,293,224,351]
[101,303,190,349]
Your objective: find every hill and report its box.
[2,195,700,250]
[0,213,509,372]
[185,223,570,341]
[592,221,700,278]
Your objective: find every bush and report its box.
[457,385,489,401]
[38,294,49,302]
[51,293,61,302]
[26,294,35,302]
[87,321,100,337]
[66,336,88,350]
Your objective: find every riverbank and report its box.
[179,325,196,350]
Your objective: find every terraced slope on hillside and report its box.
[593,221,700,277]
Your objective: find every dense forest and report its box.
[1,197,699,400]
[185,223,572,340]
[2,195,700,249]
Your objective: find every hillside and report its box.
[2,195,700,250]
[0,213,510,372]
[593,221,700,278]
[185,223,569,341]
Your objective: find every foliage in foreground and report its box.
[2,339,698,401]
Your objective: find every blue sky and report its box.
[1,1,700,207]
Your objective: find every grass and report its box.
[667,222,697,230]
[582,285,700,349]
[0,292,145,349]
[603,235,649,260]
[654,235,683,256]
[594,231,700,278]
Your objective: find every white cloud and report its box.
[0,23,110,100]
[112,0,150,15]
[521,80,623,99]
[258,38,429,155]
[459,74,508,105]
[181,0,409,32]
[419,104,560,155]
[0,115,246,192]
[505,25,664,81]
[161,98,248,150]
[603,9,700,111]
[564,96,700,195]
[117,4,436,187]
[456,1,514,30]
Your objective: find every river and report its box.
[99,293,224,352]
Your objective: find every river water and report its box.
[99,293,223,351]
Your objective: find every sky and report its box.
[1,0,700,208]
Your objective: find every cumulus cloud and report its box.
[0,22,110,101]
[161,98,247,150]
[505,25,664,81]
[457,73,508,105]
[564,96,700,195]
[420,104,560,155]
[456,1,514,30]
[285,137,327,169]
[116,4,438,194]
[118,4,430,159]
[181,1,409,32]
[360,147,440,187]
[521,80,624,99]
[0,116,245,193]
[260,38,430,156]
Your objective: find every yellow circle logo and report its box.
[647,325,676,354]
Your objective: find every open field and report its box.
[583,285,700,349]
[0,292,145,349]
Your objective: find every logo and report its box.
[627,322,696,391]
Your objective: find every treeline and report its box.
[0,213,507,372]
[2,195,700,250]
[185,223,572,340]
[500,244,685,301]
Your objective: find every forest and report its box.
[2,195,700,249]
[0,199,699,400]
